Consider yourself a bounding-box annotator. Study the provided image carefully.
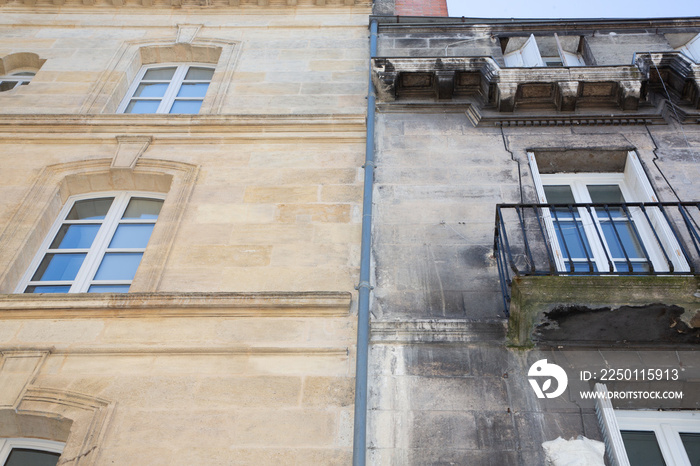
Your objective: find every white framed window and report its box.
[0,438,64,466]
[117,64,214,114]
[0,71,35,92]
[528,151,689,274]
[504,34,546,67]
[504,34,585,67]
[618,411,700,466]
[16,192,164,294]
[677,33,700,62]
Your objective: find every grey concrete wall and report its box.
[372,113,517,321]
[369,107,700,464]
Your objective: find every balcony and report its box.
[493,202,700,346]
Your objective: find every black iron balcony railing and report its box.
[494,202,700,316]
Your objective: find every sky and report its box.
[446,0,699,19]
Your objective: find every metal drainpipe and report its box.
[352,18,378,466]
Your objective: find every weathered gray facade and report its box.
[367,15,700,465]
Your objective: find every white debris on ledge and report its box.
[542,436,606,466]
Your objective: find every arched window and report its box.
[17,192,164,294]
[0,71,35,92]
[117,63,215,114]
[0,438,64,466]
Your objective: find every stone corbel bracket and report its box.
[111,135,152,169]
[176,24,202,44]
[372,56,646,113]
[635,51,700,109]
[371,57,498,102]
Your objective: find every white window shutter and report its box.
[562,51,585,66]
[594,383,631,466]
[678,33,700,62]
[623,151,690,273]
[504,49,524,67]
[521,34,545,67]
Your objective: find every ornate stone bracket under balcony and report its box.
[635,51,700,109]
[372,56,646,113]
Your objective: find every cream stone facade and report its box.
[0,2,369,464]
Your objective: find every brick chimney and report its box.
[395,0,448,17]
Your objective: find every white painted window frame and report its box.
[0,70,36,91]
[504,34,546,67]
[677,33,700,62]
[0,438,64,464]
[505,34,585,68]
[528,151,689,273]
[15,191,165,294]
[594,383,631,466]
[616,410,700,466]
[116,63,214,114]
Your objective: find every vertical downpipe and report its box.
[352,18,378,466]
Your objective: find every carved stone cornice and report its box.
[0,0,368,9]
[372,56,646,113]
[0,291,352,318]
[0,114,366,142]
[635,51,700,109]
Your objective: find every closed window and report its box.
[618,411,700,466]
[0,71,35,92]
[528,151,689,274]
[0,438,64,466]
[117,64,214,114]
[17,192,164,294]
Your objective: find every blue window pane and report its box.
[554,221,592,259]
[133,82,168,98]
[109,224,155,248]
[601,222,644,259]
[93,253,143,280]
[50,224,100,249]
[122,198,163,219]
[125,100,161,114]
[142,67,176,80]
[88,285,130,293]
[31,253,86,281]
[176,83,209,98]
[613,261,650,273]
[66,198,113,220]
[169,100,202,114]
[567,261,598,273]
[25,285,71,293]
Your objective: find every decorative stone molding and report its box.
[17,388,114,466]
[0,159,198,294]
[0,350,50,409]
[0,350,113,465]
[0,52,46,76]
[176,24,202,44]
[371,320,507,343]
[111,135,152,169]
[0,0,368,7]
[0,291,352,318]
[0,114,367,141]
[635,51,700,109]
[372,56,646,113]
[80,38,240,115]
